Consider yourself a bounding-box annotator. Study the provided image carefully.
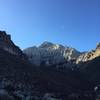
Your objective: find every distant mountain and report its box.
[23,41,81,66]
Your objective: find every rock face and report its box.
[23,41,81,66]
[76,42,100,63]
[0,31,25,58]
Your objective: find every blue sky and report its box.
[0,0,100,51]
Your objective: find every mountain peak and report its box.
[96,42,100,49]
[0,31,12,44]
[39,41,54,48]
[42,41,53,45]
[39,41,65,50]
[0,31,25,58]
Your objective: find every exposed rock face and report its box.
[76,42,100,64]
[23,42,81,66]
[0,31,25,58]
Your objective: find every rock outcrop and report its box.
[0,31,25,58]
[76,42,100,63]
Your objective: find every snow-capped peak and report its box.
[39,41,65,50]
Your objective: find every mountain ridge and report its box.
[23,41,100,68]
[0,31,26,59]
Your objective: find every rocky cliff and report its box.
[76,42,100,63]
[0,31,25,58]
